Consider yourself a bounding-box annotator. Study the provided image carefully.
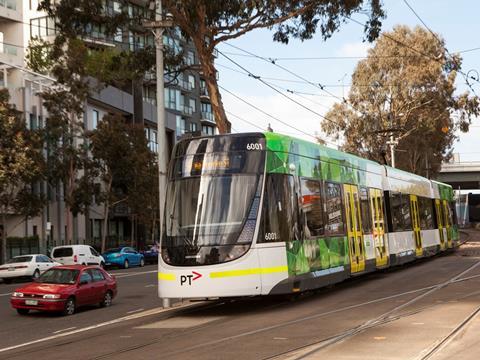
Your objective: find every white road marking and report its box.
[126,308,144,314]
[0,293,11,297]
[114,270,157,279]
[53,327,77,334]
[0,303,198,354]
[145,284,155,288]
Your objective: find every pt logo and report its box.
[180,271,202,286]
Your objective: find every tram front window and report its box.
[162,139,264,266]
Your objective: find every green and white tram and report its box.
[158,132,458,299]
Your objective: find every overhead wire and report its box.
[219,84,338,147]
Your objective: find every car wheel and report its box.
[100,262,105,269]
[100,291,113,308]
[140,258,145,267]
[32,269,40,280]
[63,297,76,316]
[17,308,29,315]
[123,260,129,269]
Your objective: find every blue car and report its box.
[140,244,159,264]
[103,247,145,269]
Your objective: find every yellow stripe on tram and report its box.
[210,266,288,279]
[158,273,175,281]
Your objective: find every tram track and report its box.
[90,259,480,360]
[266,258,480,360]
[3,238,476,360]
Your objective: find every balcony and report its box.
[0,0,21,22]
[201,111,215,124]
[200,87,209,100]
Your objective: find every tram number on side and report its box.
[265,232,278,241]
[246,143,263,151]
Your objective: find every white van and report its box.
[51,245,105,267]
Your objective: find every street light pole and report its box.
[145,0,173,309]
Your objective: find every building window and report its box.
[202,125,214,136]
[164,88,181,110]
[186,50,195,65]
[189,98,196,113]
[92,109,99,130]
[190,122,198,132]
[176,115,186,137]
[188,75,195,89]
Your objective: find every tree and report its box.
[163,0,385,133]
[89,114,132,253]
[125,125,159,248]
[322,25,480,176]
[0,90,45,263]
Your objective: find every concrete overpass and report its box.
[437,161,480,190]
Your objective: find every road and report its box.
[1,232,480,360]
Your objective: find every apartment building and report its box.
[0,0,217,258]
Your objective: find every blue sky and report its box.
[216,0,480,162]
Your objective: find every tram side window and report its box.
[390,192,404,231]
[300,178,324,237]
[324,182,345,236]
[418,197,434,230]
[359,187,372,234]
[449,201,458,225]
[259,174,297,243]
[401,194,412,230]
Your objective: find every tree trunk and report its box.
[1,212,7,264]
[101,201,109,254]
[130,215,135,248]
[101,178,112,253]
[196,45,231,134]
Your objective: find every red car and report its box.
[10,265,117,316]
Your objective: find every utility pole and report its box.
[387,134,398,168]
[144,0,173,309]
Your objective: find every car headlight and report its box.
[12,292,24,297]
[43,294,61,299]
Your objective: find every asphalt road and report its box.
[1,232,480,360]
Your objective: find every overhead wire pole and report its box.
[144,0,173,309]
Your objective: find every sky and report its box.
[216,0,480,162]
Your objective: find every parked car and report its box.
[102,247,145,269]
[0,255,61,284]
[140,244,159,264]
[51,245,105,267]
[10,265,117,316]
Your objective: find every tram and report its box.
[158,132,458,299]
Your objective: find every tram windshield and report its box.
[163,134,265,266]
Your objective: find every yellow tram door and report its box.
[443,200,453,248]
[344,184,365,273]
[410,195,423,257]
[435,199,446,250]
[370,188,388,267]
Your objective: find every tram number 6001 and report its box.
[265,232,278,241]
[246,143,263,151]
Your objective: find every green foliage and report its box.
[163,0,385,133]
[322,26,480,176]
[0,89,45,263]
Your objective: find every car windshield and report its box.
[37,269,79,284]
[7,256,32,263]
[104,248,121,254]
